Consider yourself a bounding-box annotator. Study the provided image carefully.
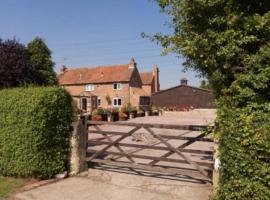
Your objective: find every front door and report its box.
[82,98,87,112]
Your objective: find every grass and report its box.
[0,177,26,199]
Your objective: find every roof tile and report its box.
[58,64,133,85]
[140,72,153,85]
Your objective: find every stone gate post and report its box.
[69,115,88,175]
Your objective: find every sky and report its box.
[0,0,204,89]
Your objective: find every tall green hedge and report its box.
[215,73,270,199]
[0,87,73,178]
[216,105,270,199]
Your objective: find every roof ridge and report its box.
[66,64,129,71]
[152,85,213,95]
[140,71,152,74]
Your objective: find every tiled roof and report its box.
[140,72,153,85]
[132,87,149,97]
[58,64,134,85]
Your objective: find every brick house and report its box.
[151,79,215,109]
[58,58,160,113]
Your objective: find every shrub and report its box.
[151,105,159,115]
[118,112,127,120]
[214,102,270,200]
[0,87,73,179]
[137,108,144,117]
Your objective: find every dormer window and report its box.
[85,84,94,91]
[113,83,122,90]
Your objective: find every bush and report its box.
[0,87,73,179]
[214,103,270,200]
[118,112,127,121]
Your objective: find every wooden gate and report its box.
[86,121,214,182]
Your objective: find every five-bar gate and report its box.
[86,121,214,182]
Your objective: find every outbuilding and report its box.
[151,79,215,110]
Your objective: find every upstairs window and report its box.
[85,84,94,91]
[113,98,122,106]
[113,83,122,90]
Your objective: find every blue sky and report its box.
[0,0,204,89]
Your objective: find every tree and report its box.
[149,0,270,96]
[27,37,57,85]
[200,80,212,90]
[0,39,34,88]
[151,1,270,199]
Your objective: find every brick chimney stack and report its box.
[129,58,137,69]
[180,78,188,85]
[153,65,160,92]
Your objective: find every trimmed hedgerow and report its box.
[0,87,73,179]
[215,105,270,200]
[214,73,270,199]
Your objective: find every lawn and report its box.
[0,177,26,199]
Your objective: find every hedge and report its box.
[0,87,73,178]
[214,104,270,199]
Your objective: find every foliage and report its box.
[149,0,270,96]
[0,87,73,179]
[151,1,270,199]
[215,101,270,199]
[118,112,127,120]
[92,107,104,116]
[151,105,159,113]
[27,37,57,86]
[200,80,212,90]
[0,39,35,88]
[120,106,128,113]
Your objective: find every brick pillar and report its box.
[153,65,160,92]
[69,116,88,175]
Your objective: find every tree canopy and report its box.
[0,39,34,88]
[152,1,270,199]
[151,0,270,96]
[200,80,212,90]
[0,37,57,88]
[27,37,57,85]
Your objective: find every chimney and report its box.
[153,65,160,92]
[180,78,188,85]
[129,58,137,69]
[60,65,67,73]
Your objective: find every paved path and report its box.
[12,169,212,200]
[11,109,216,200]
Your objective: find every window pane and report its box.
[114,99,117,105]
[86,84,94,91]
[113,83,117,90]
[118,99,122,106]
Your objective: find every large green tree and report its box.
[151,0,270,96]
[27,37,57,85]
[151,1,270,199]
[0,39,35,88]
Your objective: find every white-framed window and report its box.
[97,98,101,106]
[113,83,122,90]
[85,84,95,91]
[113,98,122,106]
